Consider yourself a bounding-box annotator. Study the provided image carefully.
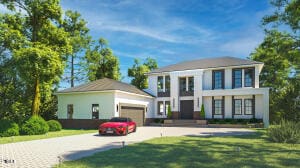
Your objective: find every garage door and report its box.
[120,104,145,127]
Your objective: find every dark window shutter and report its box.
[232,96,234,118]
[252,95,255,117]
[212,71,215,90]
[252,68,255,87]
[212,96,215,118]
[222,70,224,89]
[222,96,225,118]
[232,69,235,89]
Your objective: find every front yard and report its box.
[0,129,96,144]
[56,130,300,168]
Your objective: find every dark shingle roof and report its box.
[149,56,262,74]
[57,78,153,97]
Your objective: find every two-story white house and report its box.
[56,56,269,128]
[145,56,269,126]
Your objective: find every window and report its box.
[157,101,164,115]
[179,77,186,92]
[233,69,242,88]
[92,104,99,119]
[67,104,73,119]
[188,77,194,91]
[244,99,253,115]
[244,68,254,87]
[157,76,164,92]
[165,76,170,92]
[165,101,170,115]
[233,99,242,115]
[214,100,223,115]
[213,70,224,89]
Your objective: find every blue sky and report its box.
[1,0,273,85]
[60,0,272,84]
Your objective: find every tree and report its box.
[0,0,71,116]
[61,10,91,87]
[250,0,300,122]
[128,57,158,89]
[85,38,121,81]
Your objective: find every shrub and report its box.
[21,116,49,135]
[267,119,300,144]
[200,104,205,119]
[0,119,19,137]
[47,120,62,131]
[154,119,163,123]
[167,105,172,119]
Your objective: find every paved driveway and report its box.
[0,127,254,168]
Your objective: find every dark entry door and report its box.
[180,100,194,119]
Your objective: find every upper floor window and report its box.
[165,76,170,92]
[179,77,186,92]
[157,76,164,92]
[92,104,99,119]
[233,69,242,88]
[244,68,254,87]
[188,77,194,91]
[67,104,73,119]
[213,70,224,89]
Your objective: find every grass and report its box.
[56,130,300,168]
[0,129,97,144]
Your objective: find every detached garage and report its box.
[56,78,154,129]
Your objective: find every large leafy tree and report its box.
[85,38,121,81]
[61,10,91,87]
[250,0,300,122]
[128,57,158,89]
[0,0,71,116]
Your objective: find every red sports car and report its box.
[99,117,137,136]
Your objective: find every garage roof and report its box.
[148,56,262,74]
[56,78,153,97]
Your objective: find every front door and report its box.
[180,100,194,119]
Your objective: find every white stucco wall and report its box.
[57,92,114,119]
[114,91,154,118]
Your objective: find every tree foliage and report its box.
[61,10,91,87]
[251,0,300,122]
[128,57,158,89]
[85,38,121,81]
[0,0,71,117]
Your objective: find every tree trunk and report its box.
[71,55,74,87]
[32,78,40,116]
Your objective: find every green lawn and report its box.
[56,130,300,168]
[0,129,97,144]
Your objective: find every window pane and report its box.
[244,99,253,114]
[188,77,194,91]
[233,69,242,88]
[157,76,164,92]
[159,103,164,113]
[165,76,170,92]
[214,100,222,115]
[214,71,223,89]
[234,99,242,114]
[67,104,73,119]
[244,69,253,87]
[180,78,186,92]
[165,101,170,115]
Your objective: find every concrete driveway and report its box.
[0,127,254,168]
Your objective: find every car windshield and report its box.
[109,117,128,122]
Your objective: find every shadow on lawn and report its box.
[59,132,300,168]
